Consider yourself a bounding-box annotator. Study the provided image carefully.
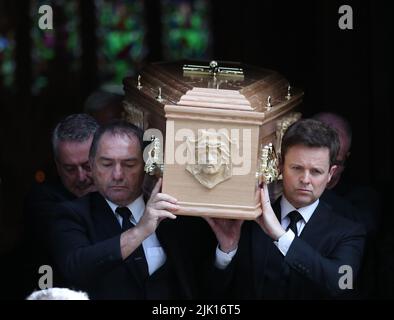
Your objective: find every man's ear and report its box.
[327,165,338,182]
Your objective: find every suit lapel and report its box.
[251,199,333,298]
[90,192,121,239]
[90,192,146,288]
[299,201,331,244]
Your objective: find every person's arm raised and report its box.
[255,183,285,241]
[120,178,179,259]
[204,217,243,253]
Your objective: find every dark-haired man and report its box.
[206,119,366,299]
[50,121,208,299]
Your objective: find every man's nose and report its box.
[300,171,311,184]
[112,164,124,181]
[77,167,88,182]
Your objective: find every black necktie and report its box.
[286,210,303,236]
[116,206,135,232]
[116,207,149,279]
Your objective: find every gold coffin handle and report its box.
[144,135,163,177]
[257,143,280,185]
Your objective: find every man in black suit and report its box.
[206,119,366,299]
[313,112,381,298]
[50,121,207,299]
[25,113,99,222]
[22,114,99,295]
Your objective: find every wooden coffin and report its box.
[123,60,303,219]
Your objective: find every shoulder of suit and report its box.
[27,179,75,203]
[318,200,366,235]
[55,192,96,218]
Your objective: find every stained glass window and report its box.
[30,0,81,95]
[161,0,211,60]
[95,0,147,86]
[0,31,15,91]
[0,1,16,92]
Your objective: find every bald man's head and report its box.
[312,112,352,189]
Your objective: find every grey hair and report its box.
[26,287,89,300]
[52,114,99,159]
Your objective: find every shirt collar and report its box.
[105,195,146,223]
[280,196,319,223]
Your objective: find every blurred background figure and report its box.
[312,112,352,190]
[22,114,99,297]
[26,287,89,300]
[84,90,124,125]
[313,111,381,298]
[312,112,381,234]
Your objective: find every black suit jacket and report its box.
[24,179,76,241]
[23,179,76,291]
[24,179,76,253]
[49,192,212,300]
[321,186,381,298]
[322,184,381,236]
[209,199,366,299]
[25,179,75,204]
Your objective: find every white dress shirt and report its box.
[105,195,166,275]
[215,196,320,269]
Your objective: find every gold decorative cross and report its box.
[183,60,244,77]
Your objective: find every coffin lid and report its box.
[123,60,303,113]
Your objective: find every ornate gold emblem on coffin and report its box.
[257,143,280,185]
